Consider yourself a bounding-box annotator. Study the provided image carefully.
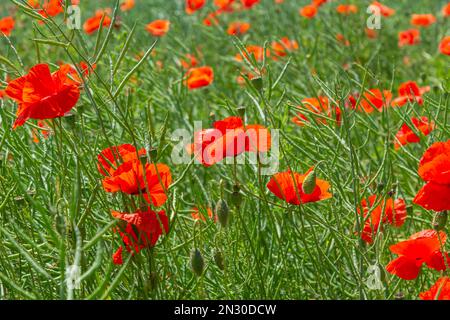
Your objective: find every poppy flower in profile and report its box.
[413,140,450,212]
[271,38,299,57]
[391,81,428,107]
[267,167,332,205]
[348,89,392,113]
[439,36,450,56]
[292,96,341,127]
[178,54,198,70]
[214,0,235,12]
[336,4,358,15]
[185,66,214,90]
[299,5,318,19]
[5,64,80,129]
[240,0,260,9]
[411,14,436,27]
[368,1,395,17]
[146,19,170,37]
[97,144,146,176]
[191,207,215,222]
[112,208,169,264]
[120,0,135,12]
[103,160,172,207]
[235,45,270,62]
[443,3,450,17]
[358,195,407,244]
[398,29,420,47]
[186,0,206,14]
[0,16,15,36]
[420,277,450,300]
[227,21,250,36]
[386,230,449,280]
[83,10,112,35]
[394,117,434,150]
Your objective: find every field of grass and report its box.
[0,0,449,300]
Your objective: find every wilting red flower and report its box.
[185,66,214,90]
[102,160,172,207]
[83,10,112,35]
[358,195,407,244]
[0,16,15,36]
[6,64,80,129]
[178,54,198,70]
[120,0,135,12]
[186,0,206,14]
[394,117,434,150]
[191,207,215,222]
[391,81,427,107]
[97,144,146,176]
[271,37,299,57]
[189,116,271,166]
[368,1,395,17]
[439,36,450,56]
[227,21,250,36]
[146,19,170,37]
[336,4,358,15]
[386,230,449,280]
[112,208,169,264]
[398,29,420,47]
[348,89,392,113]
[443,3,450,17]
[292,96,341,127]
[413,140,450,212]
[420,277,450,300]
[235,45,270,62]
[267,167,332,205]
[411,14,436,27]
[241,0,260,9]
[299,5,318,19]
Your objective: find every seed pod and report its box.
[214,250,225,270]
[231,184,243,209]
[251,77,263,92]
[215,199,230,228]
[302,169,316,194]
[191,248,204,276]
[433,211,448,231]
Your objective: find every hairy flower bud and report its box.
[433,211,448,231]
[191,248,204,276]
[302,169,316,194]
[215,199,230,228]
[214,250,225,270]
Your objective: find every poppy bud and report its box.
[190,248,204,276]
[302,169,316,194]
[214,250,225,270]
[237,106,246,118]
[251,77,263,92]
[215,199,230,228]
[231,184,243,208]
[148,147,158,160]
[433,211,448,231]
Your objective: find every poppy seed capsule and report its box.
[433,211,448,231]
[302,169,316,194]
[214,250,225,270]
[215,199,229,228]
[231,184,243,208]
[191,248,204,276]
[251,77,263,92]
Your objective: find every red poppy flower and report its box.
[102,160,172,207]
[336,33,350,46]
[411,14,436,27]
[178,54,199,70]
[271,38,299,57]
[112,208,169,264]
[240,0,260,9]
[214,0,235,12]
[5,64,80,129]
[391,81,427,107]
[146,19,170,37]
[191,207,215,222]
[398,29,420,47]
[312,0,328,7]
[358,195,407,244]
[368,1,395,17]
[439,36,450,56]
[420,277,450,300]
[227,21,250,36]
[414,182,450,212]
[443,3,450,17]
[235,45,270,62]
[58,62,96,85]
[83,10,112,35]
[292,96,341,127]
[394,117,434,150]
[336,4,358,15]
[203,11,220,26]
[386,230,448,280]
[186,0,206,14]
[185,66,214,90]
[267,167,332,205]
[97,144,146,176]
[38,0,64,19]
[0,89,5,99]
[120,0,135,12]
[348,89,392,113]
[365,28,378,39]
[0,16,15,36]
[299,5,318,19]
